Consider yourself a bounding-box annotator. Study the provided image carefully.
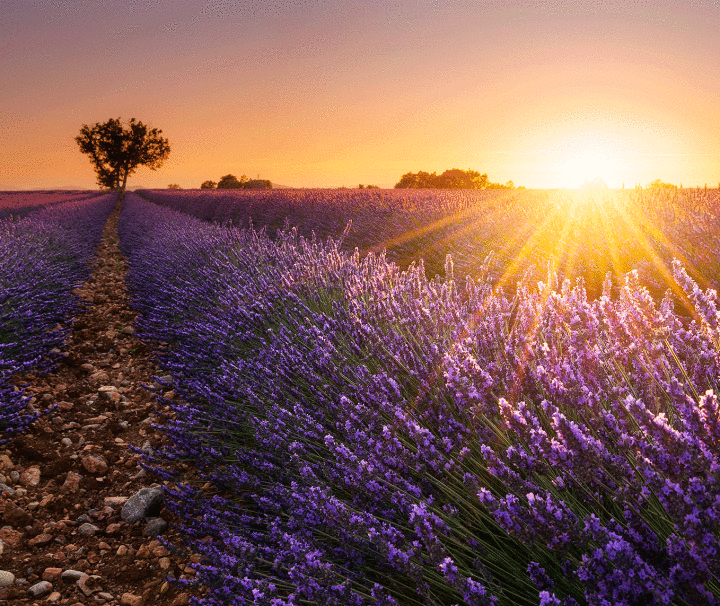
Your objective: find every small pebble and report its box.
[78,523,100,536]
[0,570,14,587]
[142,517,167,536]
[27,580,53,597]
[61,569,85,581]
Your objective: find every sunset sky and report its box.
[2,0,719,190]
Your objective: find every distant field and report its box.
[0,190,101,220]
[136,186,720,302]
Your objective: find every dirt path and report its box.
[0,201,200,606]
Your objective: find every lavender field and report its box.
[115,188,720,605]
[3,187,720,605]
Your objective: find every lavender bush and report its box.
[120,192,720,605]
[0,193,117,441]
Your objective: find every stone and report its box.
[77,573,102,596]
[42,567,63,582]
[150,542,170,557]
[0,527,23,547]
[61,569,85,581]
[48,591,62,603]
[19,466,41,487]
[101,389,122,404]
[104,496,128,507]
[0,483,15,496]
[78,523,100,536]
[82,455,108,474]
[121,592,143,606]
[121,486,164,524]
[0,455,14,471]
[61,471,82,493]
[28,533,53,547]
[122,326,136,334]
[61,437,73,447]
[27,580,53,597]
[171,593,190,606]
[158,557,171,570]
[142,517,167,536]
[58,401,74,411]
[89,371,110,384]
[80,364,95,372]
[0,570,14,587]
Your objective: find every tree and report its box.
[76,118,170,199]
[218,174,242,189]
[167,183,181,189]
[200,180,217,189]
[394,168,496,189]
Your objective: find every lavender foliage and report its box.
[119,191,720,605]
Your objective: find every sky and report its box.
[2,0,719,190]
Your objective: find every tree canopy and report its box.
[217,174,249,189]
[76,118,170,197]
[214,174,271,189]
[394,168,514,189]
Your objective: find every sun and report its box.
[555,139,623,189]
[558,147,618,189]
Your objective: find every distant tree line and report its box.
[395,168,515,189]
[201,174,271,189]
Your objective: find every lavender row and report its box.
[119,193,720,605]
[0,193,117,442]
[0,190,102,220]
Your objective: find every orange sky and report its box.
[2,0,719,190]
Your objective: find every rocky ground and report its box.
[0,201,203,606]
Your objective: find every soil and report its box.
[0,200,203,606]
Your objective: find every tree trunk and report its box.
[119,167,129,202]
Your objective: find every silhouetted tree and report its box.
[218,174,242,189]
[395,171,439,188]
[76,118,170,199]
[200,180,217,189]
[168,183,181,189]
[395,168,499,189]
